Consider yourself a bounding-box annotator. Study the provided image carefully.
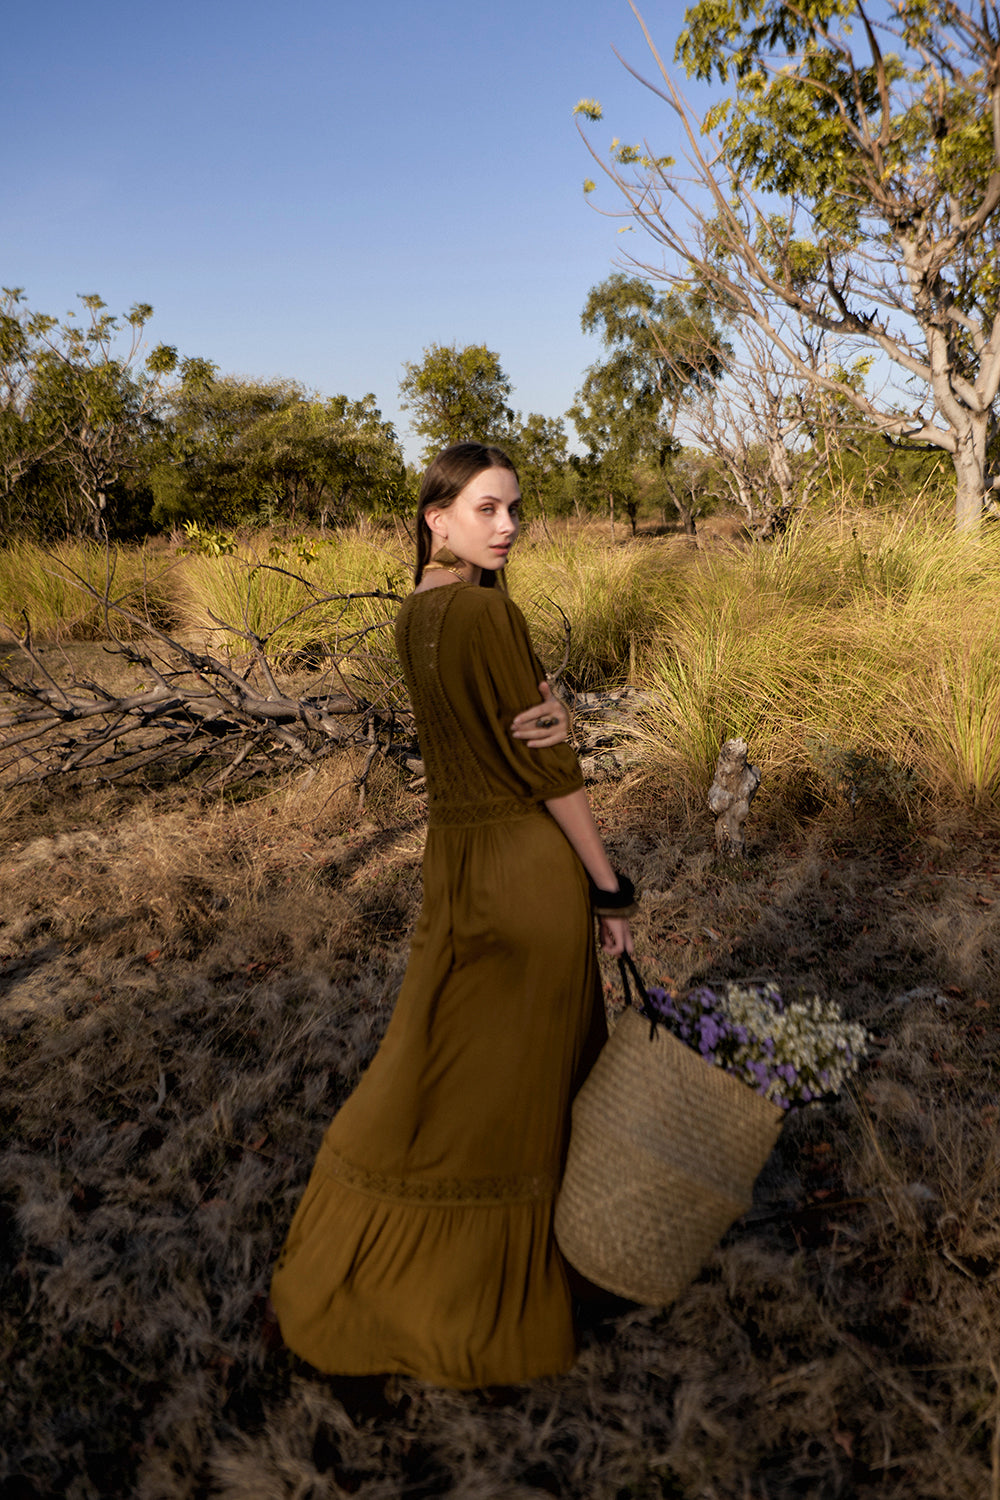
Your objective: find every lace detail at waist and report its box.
[427,796,539,827]
[318,1144,557,1205]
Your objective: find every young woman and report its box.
[270,442,634,1388]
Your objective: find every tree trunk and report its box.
[952,414,991,533]
[707,738,760,858]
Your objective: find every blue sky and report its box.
[5,1,716,462]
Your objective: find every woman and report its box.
[270,442,633,1388]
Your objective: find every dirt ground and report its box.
[2,754,999,1498]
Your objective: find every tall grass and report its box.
[635,514,1000,810]
[146,528,409,710]
[0,541,177,641]
[511,533,679,689]
[6,517,1000,810]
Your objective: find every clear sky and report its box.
[4,0,715,462]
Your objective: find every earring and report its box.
[428,544,463,568]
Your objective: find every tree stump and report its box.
[707,738,760,857]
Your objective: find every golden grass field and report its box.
[2,514,999,1498]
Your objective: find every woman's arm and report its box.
[543,787,634,956]
[509,681,568,750]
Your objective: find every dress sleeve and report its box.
[463,590,584,803]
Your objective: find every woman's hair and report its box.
[414,442,519,587]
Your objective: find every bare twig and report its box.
[0,552,415,795]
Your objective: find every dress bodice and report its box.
[394,582,582,827]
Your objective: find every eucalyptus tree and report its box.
[0,289,61,534]
[399,343,515,461]
[577,0,1000,530]
[569,273,728,533]
[512,413,571,533]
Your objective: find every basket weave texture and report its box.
[555,1005,784,1306]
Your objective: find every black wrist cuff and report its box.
[588,872,637,916]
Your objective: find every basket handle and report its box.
[617,952,662,1038]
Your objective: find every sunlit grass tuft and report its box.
[0,541,177,641]
[512,533,678,689]
[633,516,1000,810]
[170,527,411,697]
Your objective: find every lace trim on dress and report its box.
[428,796,538,827]
[319,1144,558,1205]
[398,588,493,809]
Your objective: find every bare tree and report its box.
[668,311,853,537]
[577,1,1000,531]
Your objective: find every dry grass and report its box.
[2,760,1000,1498]
[8,518,1000,816]
[511,533,677,690]
[0,541,178,642]
[633,514,1000,810]
[170,528,410,673]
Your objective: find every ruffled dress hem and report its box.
[271,1145,577,1388]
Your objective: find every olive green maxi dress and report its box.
[270,581,607,1388]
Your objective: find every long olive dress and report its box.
[270,580,606,1388]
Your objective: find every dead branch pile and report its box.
[0,559,413,795]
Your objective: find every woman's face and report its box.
[426,466,521,575]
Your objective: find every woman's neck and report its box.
[420,556,482,588]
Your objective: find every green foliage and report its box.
[0,290,179,540]
[509,413,573,525]
[673,1,1000,376]
[677,1,998,245]
[180,520,238,556]
[569,275,730,530]
[152,376,406,530]
[398,343,515,461]
[809,431,954,512]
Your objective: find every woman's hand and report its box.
[509,681,569,750]
[598,916,633,956]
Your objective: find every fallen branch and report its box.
[0,554,415,795]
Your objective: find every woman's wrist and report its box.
[588,871,638,917]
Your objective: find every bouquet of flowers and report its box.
[641,979,868,1110]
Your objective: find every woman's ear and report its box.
[424,508,448,542]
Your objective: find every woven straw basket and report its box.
[555,1005,784,1307]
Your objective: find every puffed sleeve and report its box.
[459,589,584,804]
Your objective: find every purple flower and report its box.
[699,1016,723,1049]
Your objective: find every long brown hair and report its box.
[414,442,519,587]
